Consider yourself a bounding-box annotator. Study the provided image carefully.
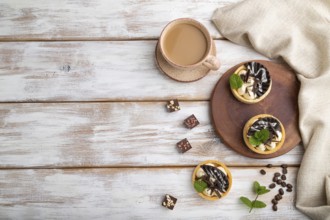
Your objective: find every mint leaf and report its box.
[240,197,252,208]
[255,129,270,143]
[229,74,243,89]
[249,136,261,146]
[241,182,270,213]
[258,188,270,195]
[194,180,208,193]
[252,200,267,208]
[250,129,270,146]
[253,181,260,193]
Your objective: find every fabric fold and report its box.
[212,0,330,219]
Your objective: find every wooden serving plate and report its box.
[211,60,301,159]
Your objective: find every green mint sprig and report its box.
[229,73,243,89]
[249,129,270,146]
[193,180,208,193]
[240,181,270,213]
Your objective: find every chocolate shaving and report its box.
[244,69,250,82]
[244,62,271,98]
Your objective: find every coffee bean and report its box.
[269,183,276,189]
[275,194,282,200]
[281,175,286,180]
[282,168,288,174]
[279,188,284,195]
[277,179,282,185]
[274,172,281,177]
[281,164,288,168]
[272,204,278,211]
[272,199,278,204]
[287,183,293,189]
[287,188,293,192]
[273,176,278,182]
[266,164,273,168]
[260,169,266,175]
[281,182,287,187]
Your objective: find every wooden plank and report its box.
[0,40,271,102]
[0,102,303,168]
[0,0,240,41]
[0,167,307,219]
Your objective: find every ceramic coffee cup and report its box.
[159,18,220,71]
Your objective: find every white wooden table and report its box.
[0,1,309,219]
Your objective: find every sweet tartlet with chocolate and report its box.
[229,61,272,104]
[243,114,285,154]
[192,160,232,201]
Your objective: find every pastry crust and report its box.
[230,63,272,104]
[243,114,286,155]
[192,160,232,201]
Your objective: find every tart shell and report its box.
[243,114,286,155]
[192,160,232,201]
[230,64,272,104]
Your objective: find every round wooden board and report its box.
[211,60,301,159]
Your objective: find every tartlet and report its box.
[243,114,286,154]
[192,160,232,201]
[230,61,272,104]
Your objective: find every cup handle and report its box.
[202,55,220,71]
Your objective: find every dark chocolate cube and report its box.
[183,114,200,129]
[176,138,192,153]
[162,194,177,210]
[166,99,180,112]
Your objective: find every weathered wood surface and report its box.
[0,40,270,102]
[0,102,303,168]
[0,167,308,219]
[0,0,307,218]
[0,0,240,41]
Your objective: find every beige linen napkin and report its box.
[212,0,330,219]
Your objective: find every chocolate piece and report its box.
[279,188,284,195]
[281,182,287,187]
[274,172,281,177]
[266,164,273,168]
[272,199,278,205]
[287,183,293,189]
[272,205,278,211]
[166,99,180,112]
[269,183,276,189]
[176,138,192,153]
[183,114,199,129]
[162,194,177,210]
[281,175,286,180]
[281,164,288,168]
[260,169,266,175]
[287,188,293,192]
[277,179,283,185]
[282,168,288,174]
[273,176,278,182]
